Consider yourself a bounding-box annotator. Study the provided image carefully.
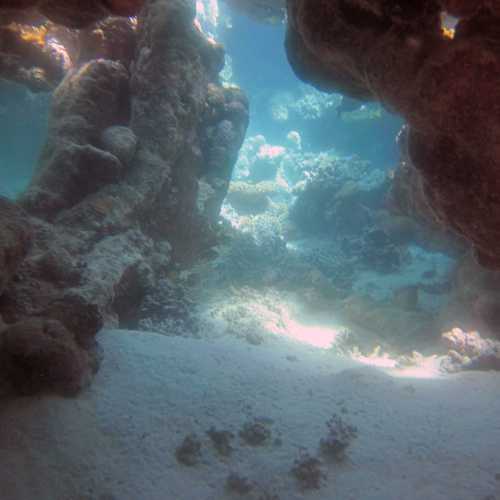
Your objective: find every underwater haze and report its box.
[0,81,50,198]
[1,1,500,500]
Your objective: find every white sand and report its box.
[1,328,500,500]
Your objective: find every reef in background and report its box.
[0,0,248,396]
[285,0,500,269]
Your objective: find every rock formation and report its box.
[0,0,248,396]
[285,0,500,268]
[2,0,145,28]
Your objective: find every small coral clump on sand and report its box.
[239,418,272,446]
[175,434,202,466]
[206,426,234,457]
[290,451,326,490]
[319,414,358,461]
[225,472,255,495]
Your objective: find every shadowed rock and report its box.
[0,198,32,296]
[285,0,500,268]
[0,318,92,396]
[0,0,248,396]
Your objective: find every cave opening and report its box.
[1,2,500,499]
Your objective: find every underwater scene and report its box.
[0,1,500,499]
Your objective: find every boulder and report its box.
[0,318,91,396]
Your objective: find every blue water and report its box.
[0,81,50,199]
[220,11,403,168]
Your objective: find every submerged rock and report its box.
[78,16,137,68]
[0,21,70,91]
[441,328,500,372]
[100,126,138,168]
[285,0,500,268]
[0,198,32,296]
[0,318,92,396]
[0,0,248,396]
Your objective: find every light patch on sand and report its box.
[352,349,443,379]
[245,301,345,348]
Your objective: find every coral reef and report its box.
[226,181,277,215]
[285,0,500,268]
[441,328,500,372]
[135,278,199,336]
[269,86,341,123]
[289,154,386,237]
[0,0,248,396]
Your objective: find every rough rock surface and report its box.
[441,328,500,372]
[0,1,142,91]
[0,198,32,296]
[16,0,146,29]
[0,0,248,396]
[100,125,138,167]
[0,318,92,396]
[0,20,70,91]
[38,0,110,29]
[387,126,466,256]
[77,16,137,68]
[285,0,500,268]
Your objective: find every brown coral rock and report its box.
[103,0,145,16]
[0,0,248,398]
[0,21,69,91]
[286,0,500,268]
[78,16,137,68]
[0,198,32,296]
[439,0,495,18]
[20,58,130,218]
[0,0,39,9]
[38,0,109,29]
[0,318,91,396]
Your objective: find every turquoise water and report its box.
[220,11,403,167]
[0,81,50,199]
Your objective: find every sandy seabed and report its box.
[1,328,499,500]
